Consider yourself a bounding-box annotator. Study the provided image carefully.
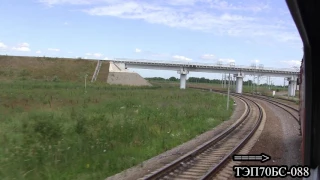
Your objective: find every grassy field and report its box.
[151,80,298,97]
[0,80,234,180]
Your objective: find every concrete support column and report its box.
[236,73,244,94]
[178,68,189,89]
[180,74,187,89]
[287,76,297,96]
[233,76,236,91]
[288,81,297,96]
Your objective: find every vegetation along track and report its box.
[140,93,264,180]
[243,93,299,123]
[192,87,299,124]
[192,87,300,133]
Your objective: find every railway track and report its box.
[191,87,299,123]
[252,93,298,103]
[195,86,300,135]
[140,94,264,180]
[240,92,301,135]
[243,93,299,123]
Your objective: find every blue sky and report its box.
[0,0,302,85]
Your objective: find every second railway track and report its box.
[191,87,299,123]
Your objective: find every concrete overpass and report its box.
[108,58,300,96]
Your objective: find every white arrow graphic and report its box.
[233,153,271,163]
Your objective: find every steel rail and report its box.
[143,95,251,179]
[200,94,263,179]
[243,93,298,112]
[189,87,299,123]
[194,87,299,178]
[243,93,299,124]
[143,92,262,180]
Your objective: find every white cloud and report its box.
[38,0,299,44]
[135,48,142,53]
[248,59,260,67]
[20,42,29,47]
[0,42,7,49]
[39,0,269,13]
[81,1,297,43]
[207,0,270,12]
[48,48,60,51]
[12,42,31,52]
[39,0,92,6]
[104,57,110,60]
[281,60,301,67]
[85,52,103,57]
[200,54,216,60]
[68,51,73,53]
[93,53,102,57]
[218,58,235,63]
[135,49,170,58]
[36,50,41,54]
[12,47,31,52]
[172,55,192,61]
[250,59,260,63]
[165,0,197,6]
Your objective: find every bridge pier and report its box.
[178,68,189,89]
[287,77,297,96]
[236,73,244,94]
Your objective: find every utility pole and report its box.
[227,73,230,110]
[257,75,260,93]
[221,74,223,88]
[253,71,256,93]
[233,76,236,92]
[85,74,88,93]
[224,73,227,88]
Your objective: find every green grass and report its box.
[0,80,234,180]
[152,80,300,104]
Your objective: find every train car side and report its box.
[299,58,306,164]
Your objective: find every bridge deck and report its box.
[111,58,299,76]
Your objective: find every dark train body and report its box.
[286,0,320,179]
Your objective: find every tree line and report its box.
[146,76,247,84]
[145,77,287,88]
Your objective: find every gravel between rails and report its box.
[229,96,301,180]
[106,97,245,180]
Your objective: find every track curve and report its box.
[140,94,264,180]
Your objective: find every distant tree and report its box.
[188,77,198,82]
[145,77,165,81]
[169,77,178,81]
[243,80,253,86]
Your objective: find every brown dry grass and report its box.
[96,61,110,82]
[0,55,109,82]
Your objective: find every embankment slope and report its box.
[0,55,109,82]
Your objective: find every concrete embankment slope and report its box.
[0,55,109,82]
[107,62,152,86]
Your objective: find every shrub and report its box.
[19,69,30,77]
[52,75,60,82]
[33,120,63,142]
[75,116,87,134]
